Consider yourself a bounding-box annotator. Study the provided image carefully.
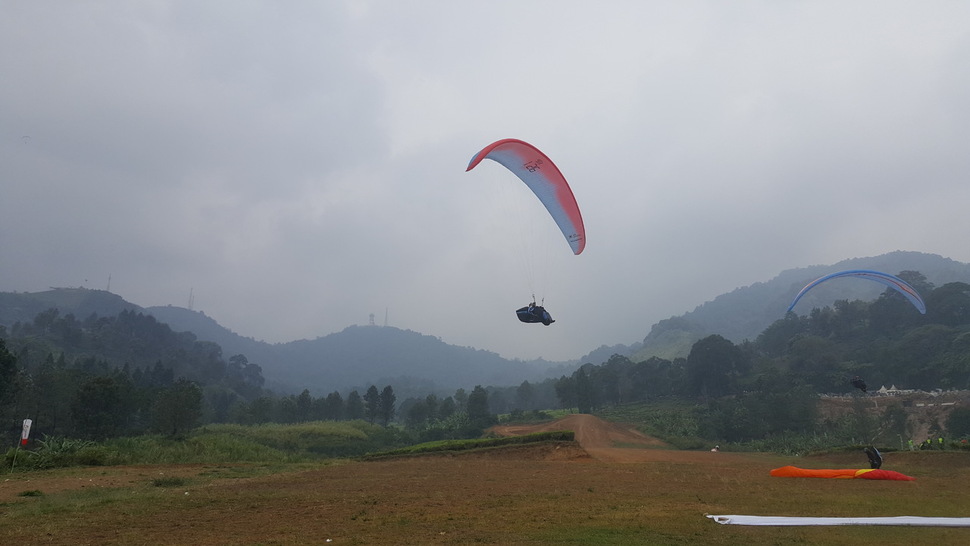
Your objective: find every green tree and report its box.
[514,380,535,411]
[756,314,804,357]
[204,386,237,424]
[246,396,274,424]
[0,338,17,408]
[819,300,869,341]
[453,388,468,412]
[926,282,970,327]
[554,374,577,409]
[277,395,298,423]
[32,308,60,333]
[467,385,494,428]
[226,354,264,400]
[686,335,748,399]
[424,394,439,421]
[405,398,430,428]
[345,390,364,420]
[71,376,124,440]
[438,396,457,420]
[321,391,344,420]
[870,283,925,335]
[379,385,396,426]
[364,385,381,423]
[152,378,203,436]
[888,325,954,389]
[575,367,596,413]
[296,389,313,422]
[594,355,637,406]
[702,376,818,442]
[633,356,683,398]
[785,334,840,391]
[28,357,81,436]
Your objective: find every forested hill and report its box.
[0,290,570,395]
[0,288,138,326]
[144,307,568,394]
[4,251,969,392]
[630,251,970,362]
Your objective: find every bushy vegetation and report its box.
[2,420,416,472]
[596,399,707,450]
[362,430,574,460]
[4,435,107,470]
[192,420,412,459]
[595,399,910,454]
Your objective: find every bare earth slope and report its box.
[491,414,742,463]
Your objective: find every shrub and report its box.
[151,476,188,487]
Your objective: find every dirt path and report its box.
[490,414,740,463]
[491,413,669,462]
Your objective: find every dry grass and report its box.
[1,417,968,545]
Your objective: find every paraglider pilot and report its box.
[516,300,555,326]
[864,446,883,469]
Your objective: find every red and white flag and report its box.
[20,419,32,446]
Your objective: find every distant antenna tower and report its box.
[106,274,111,292]
[369,313,375,326]
[188,288,195,311]
[384,307,388,327]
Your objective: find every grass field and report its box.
[1,416,968,544]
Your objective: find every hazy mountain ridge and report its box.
[0,291,572,395]
[145,308,573,395]
[0,289,139,326]
[630,251,970,362]
[4,251,968,392]
[272,325,562,395]
[143,305,282,378]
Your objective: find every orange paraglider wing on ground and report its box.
[770,466,915,481]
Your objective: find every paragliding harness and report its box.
[516,297,555,326]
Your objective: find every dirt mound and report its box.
[452,441,592,462]
[490,414,687,462]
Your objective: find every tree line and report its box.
[0,308,507,445]
[4,270,969,448]
[552,272,970,444]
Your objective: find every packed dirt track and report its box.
[3,415,970,544]
[490,414,742,463]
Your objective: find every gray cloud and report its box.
[3,2,969,361]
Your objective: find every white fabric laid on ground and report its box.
[707,515,970,527]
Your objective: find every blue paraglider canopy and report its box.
[788,269,926,314]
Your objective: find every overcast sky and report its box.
[3,1,969,361]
